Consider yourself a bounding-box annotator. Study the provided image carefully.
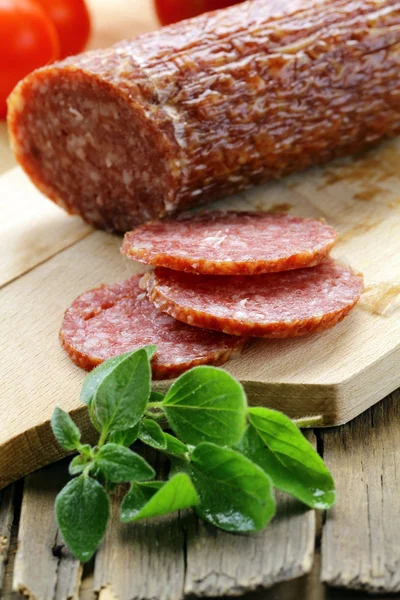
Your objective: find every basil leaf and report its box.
[95,443,155,483]
[163,433,188,457]
[108,423,140,447]
[120,473,199,523]
[51,407,81,451]
[69,455,91,476]
[190,443,275,532]
[80,346,156,406]
[92,348,152,433]
[243,407,335,509]
[55,475,109,562]
[138,419,166,450]
[162,366,247,446]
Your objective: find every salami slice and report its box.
[122,212,337,275]
[60,276,245,378]
[146,259,364,338]
[8,0,400,232]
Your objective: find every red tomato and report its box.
[0,0,59,119]
[35,0,91,59]
[154,0,243,26]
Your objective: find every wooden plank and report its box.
[93,487,186,600]
[244,550,324,600]
[0,486,15,590]
[0,169,92,288]
[93,488,314,600]
[184,494,315,597]
[92,440,315,600]
[0,504,21,600]
[12,464,82,600]
[321,389,400,593]
[184,434,317,597]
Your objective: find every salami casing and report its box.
[146,259,364,337]
[8,0,400,232]
[60,276,245,378]
[122,211,337,275]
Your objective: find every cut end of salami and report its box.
[59,276,245,378]
[122,211,337,275]
[146,259,364,338]
[8,67,180,233]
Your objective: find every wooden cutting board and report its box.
[1,138,400,490]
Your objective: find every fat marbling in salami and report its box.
[122,211,338,275]
[60,275,245,378]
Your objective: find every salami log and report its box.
[122,211,337,275]
[8,0,400,232]
[60,276,245,378]
[145,259,364,337]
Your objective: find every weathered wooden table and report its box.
[1,396,400,600]
[1,1,400,598]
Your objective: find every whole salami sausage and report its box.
[8,0,400,232]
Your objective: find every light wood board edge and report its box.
[2,355,400,491]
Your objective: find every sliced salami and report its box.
[60,276,245,378]
[122,212,337,275]
[146,259,364,338]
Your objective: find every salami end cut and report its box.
[122,212,337,275]
[146,259,364,338]
[60,276,245,378]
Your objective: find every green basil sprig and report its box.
[51,347,335,562]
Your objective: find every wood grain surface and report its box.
[321,389,400,594]
[0,170,92,287]
[12,466,82,600]
[2,138,400,489]
[184,491,314,597]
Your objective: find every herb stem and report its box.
[147,401,163,409]
[82,464,92,477]
[293,415,324,428]
[98,428,108,448]
[144,410,164,421]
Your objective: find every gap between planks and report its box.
[0,485,15,590]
